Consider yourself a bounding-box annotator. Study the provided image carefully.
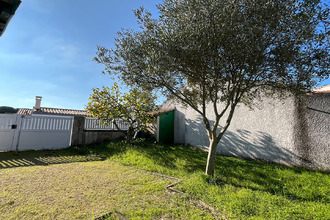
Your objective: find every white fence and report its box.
[0,114,21,151]
[0,115,130,152]
[0,114,73,152]
[84,118,129,131]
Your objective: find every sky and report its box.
[0,0,162,110]
[0,0,329,110]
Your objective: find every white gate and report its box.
[0,114,20,151]
[0,114,73,152]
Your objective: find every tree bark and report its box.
[205,102,238,176]
[126,128,134,145]
[205,138,219,176]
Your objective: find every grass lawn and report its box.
[1,140,329,219]
[0,150,211,219]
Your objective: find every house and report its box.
[17,96,89,117]
[160,85,330,171]
[0,0,21,37]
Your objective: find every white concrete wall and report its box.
[162,93,330,170]
[303,93,330,170]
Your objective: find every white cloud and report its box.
[0,51,44,64]
[27,35,83,65]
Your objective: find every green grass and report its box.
[1,140,329,219]
[73,139,330,220]
[0,150,213,219]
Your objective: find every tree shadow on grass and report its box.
[183,116,329,203]
[0,148,103,169]
[67,138,329,204]
[137,141,207,172]
[138,140,329,203]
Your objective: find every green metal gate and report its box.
[158,110,174,144]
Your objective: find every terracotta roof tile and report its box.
[17,107,90,116]
[312,84,330,93]
[150,108,175,116]
[17,108,33,115]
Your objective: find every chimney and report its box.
[35,96,42,110]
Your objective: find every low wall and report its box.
[71,116,125,146]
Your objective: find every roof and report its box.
[17,107,90,116]
[17,108,32,115]
[0,0,21,37]
[150,108,175,116]
[312,84,330,94]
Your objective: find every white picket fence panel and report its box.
[18,115,73,151]
[0,114,20,151]
[0,114,73,152]
[84,118,129,131]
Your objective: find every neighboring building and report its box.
[161,85,330,171]
[17,96,89,117]
[0,0,21,37]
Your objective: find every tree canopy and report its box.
[0,106,18,114]
[94,0,330,175]
[87,83,158,144]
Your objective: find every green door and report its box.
[158,110,174,144]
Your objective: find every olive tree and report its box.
[94,0,330,175]
[87,82,158,144]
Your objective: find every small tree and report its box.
[87,82,158,144]
[94,0,330,175]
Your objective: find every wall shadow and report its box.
[181,116,330,202]
[4,136,325,203]
[131,140,207,173]
[89,139,328,203]
[0,149,103,169]
[173,109,186,144]
[185,116,312,168]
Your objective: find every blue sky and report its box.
[1,0,329,110]
[0,0,162,110]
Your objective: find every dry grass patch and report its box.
[0,160,213,219]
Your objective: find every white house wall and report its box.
[162,93,330,170]
[303,93,330,170]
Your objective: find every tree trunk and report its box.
[205,138,219,176]
[205,102,238,176]
[126,134,131,145]
[126,128,134,145]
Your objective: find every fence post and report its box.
[9,114,22,152]
[14,114,24,153]
[71,116,85,146]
